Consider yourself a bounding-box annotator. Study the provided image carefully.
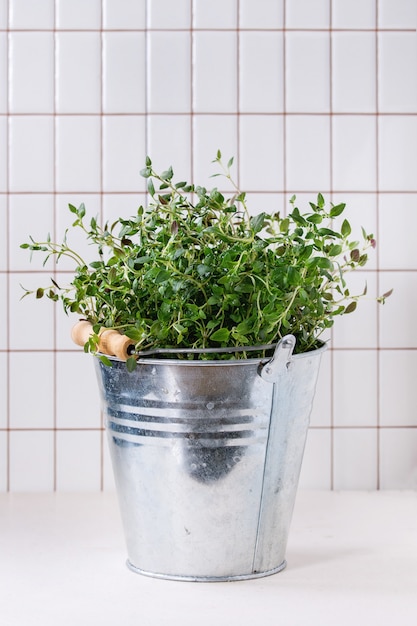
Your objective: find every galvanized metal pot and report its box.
[94,335,326,582]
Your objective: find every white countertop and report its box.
[1,491,416,626]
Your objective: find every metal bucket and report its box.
[94,335,326,582]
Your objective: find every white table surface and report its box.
[1,490,416,626]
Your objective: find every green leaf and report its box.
[279,218,290,234]
[210,327,230,342]
[126,356,137,372]
[250,213,266,234]
[307,213,323,224]
[36,287,44,299]
[329,203,346,218]
[328,244,343,257]
[344,301,357,314]
[154,269,171,284]
[197,264,211,276]
[147,178,155,196]
[341,219,351,237]
[99,355,112,367]
[161,166,174,181]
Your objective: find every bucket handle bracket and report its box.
[259,334,296,383]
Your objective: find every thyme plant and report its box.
[21,152,389,366]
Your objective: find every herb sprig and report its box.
[21,152,390,362]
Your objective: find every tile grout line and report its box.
[282,0,287,214]
[329,0,335,491]
[236,0,240,189]
[53,0,58,492]
[99,0,104,492]
[190,0,194,188]
[375,0,381,490]
[5,0,10,492]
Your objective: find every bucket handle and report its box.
[258,334,296,383]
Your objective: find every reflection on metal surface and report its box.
[95,336,326,581]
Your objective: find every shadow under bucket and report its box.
[94,335,326,581]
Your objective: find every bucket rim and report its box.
[95,340,327,367]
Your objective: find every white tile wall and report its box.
[1,0,416,492]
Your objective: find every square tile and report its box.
[103,0,146,29]
[0,274,7,350]
[286,0,329,28]
[379,116,417,191]
[56,0,101,29]
[286,32,330,113]
[148,0,191,28]
[333,429,377,490]
[239,32,284,113]
[380,428,417,489]
[331,271,378,349]
[0,196,6,271]
[193,0,237,29]
[243,192,284,217]
[379,194,417,269]
[102,193,147,231]
[378,271,417,348]
[332,0,376,29]
[56,33,101,114]
[56,116,101,192]
[9,0,54,29]
[56,352,101,428]
[9,353,54,429]
[103,32,146,113]
[239,116,284,191]
[55,193,101,271]
[9,194,55,271]
[332,33,376,113]
[0,431,7,492]
[0,0,7,29]
[309,348,331,427]
[0,353,7,428]
[193,31,237,113]
[333,350,378,427]
[192,115,238,190]
[239,0,283,29]
[378,33,417,113]
[9,272,55,350]
[9,116,54,192]
[0,117,6,192]
[102,432,116,491]
[286,115,330,192]
[9,33,54,113]
[0,34,6,113]
[332,116,377,191]
[103,116,146,192]
[328,192,378,271]
[56,430,101,491]
[147,115,192,183]
[380,350,417,427]
[9,430,54,491]
[55,305,82,352]
[378,0,417,28]
[147,32,191,112]
[298,428,331,489]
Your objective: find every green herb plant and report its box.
[21,151,391,369]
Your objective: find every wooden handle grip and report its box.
[71,321,134,361]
